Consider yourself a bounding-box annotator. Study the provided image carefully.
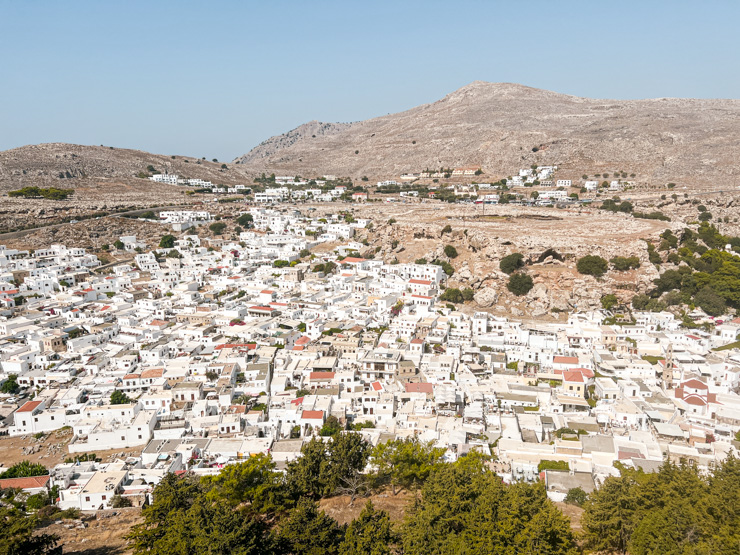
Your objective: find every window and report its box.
[102,495,106,501]
[85,496,90,502]
[121,436,125,441]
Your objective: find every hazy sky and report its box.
[2,0,738,161]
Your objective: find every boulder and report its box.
[474,287,499,307]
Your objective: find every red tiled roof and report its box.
[371,381,382,391]
[215,343,257,350]
[309,371,335,380]
[295,336,311,346]
[683,379,708,390]
[342,257,366,263]
[404,383,433,393]
[563,371,585,383]
[141,368,164,379]
[17,401,42,413]
[302,410,324,419]
[553,356,579,364]
[0,476,50,490]
[409,279,431,285]
[684,395,707,406]
[411,338,424,344]
[571,367,595,379]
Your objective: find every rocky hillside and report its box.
[0,143,250,192]
[234,81,740,187]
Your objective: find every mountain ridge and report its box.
[233,81,740,186]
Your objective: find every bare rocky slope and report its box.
[234,81,740,187]
[0,142,251,193]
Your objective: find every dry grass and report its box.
[40,508,142,555]
[0,429,144,469]
[319,490,414,525]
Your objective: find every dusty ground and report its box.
[319,490,414,525]
[555,501,584,532]
[40,508,142,555]
[0,428,144,470]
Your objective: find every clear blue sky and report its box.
[2,0,738,161]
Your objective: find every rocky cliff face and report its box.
[234,81,740,187]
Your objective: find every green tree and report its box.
[507,272,534,296]
[461,287,475,302]
[0,461,48,479]
[439,288,463,304]
[340,501,396,555]
[209,222,227,235]
[236,213,253,227]
[577,255,609,277]
[0,507,58,555]
[159,235,176,249]
[287,434,369,499]
[401,455,576,555]
[110,390,133,405]
[320,415,343,437]
[500,252,525,274]
[601,294,618,310]
[564,487,588,507]
[444,245,458,258]
[203,454,287,513]
[369,437,445,495]
[1,374,20,394]
[694,285,726,316]
[113,240,125,250]
[276,498,344,555]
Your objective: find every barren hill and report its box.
[234,81,740,186]
[0,142,251,193]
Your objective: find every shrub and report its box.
[110,494,133,508]
[507,273,534,296]
[500,253,525,274]
[610,256,640,271]
[236,213,253,227]
[601,294,619,310]
[440,288,463,304]
[444,245,458,259]
[209,222,227,235]
[441,224,452,234]
[564,487,588,507]
[110,390,133,405]
[577,255,609,277]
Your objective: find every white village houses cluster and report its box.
[1,205,739,511]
